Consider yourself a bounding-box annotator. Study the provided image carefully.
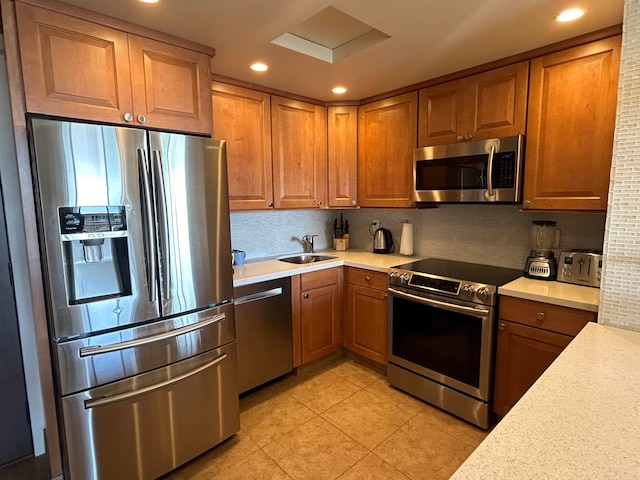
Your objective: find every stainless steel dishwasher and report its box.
[234,277,293,393]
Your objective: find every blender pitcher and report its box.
[524,220,557,280]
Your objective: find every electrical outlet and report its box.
[372,219,380,228]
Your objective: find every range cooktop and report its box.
[393,258,523,287]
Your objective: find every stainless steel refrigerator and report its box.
[29,117,239,480]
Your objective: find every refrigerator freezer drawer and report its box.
[61,342,240,480]
[56,302,235,395]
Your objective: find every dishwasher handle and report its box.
[234,287,283,306]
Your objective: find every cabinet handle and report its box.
[523,200,531,209]
[268,202,274,208]
[303,293,309,299]
[498,322,505,331]
[456,135,464,141]
[364,276,371,281]
[138,114,147,124]
[537,312,545,321]
[123,112,133,122]
[465,134,473,140]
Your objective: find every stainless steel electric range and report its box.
[387,258,522,429]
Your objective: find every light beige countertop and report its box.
[233,250,420,287]
[499,276,600,312]
[451,322,640,479]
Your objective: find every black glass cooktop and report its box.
[393,258,523,287]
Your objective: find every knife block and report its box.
[333,235,349,251]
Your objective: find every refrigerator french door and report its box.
[29,117,239,480]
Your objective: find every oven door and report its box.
[388,286,495,401]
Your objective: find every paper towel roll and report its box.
[399,222,414,255]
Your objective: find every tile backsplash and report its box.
[231,206,606,270]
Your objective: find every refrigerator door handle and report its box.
[152,149,170,302]
[78,312,226,357]
[83,352,229,409]
[138,148,157,303]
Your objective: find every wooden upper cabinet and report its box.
[15,2,213,134]
[271,96,327,209]
[128,36,212,134]
[212,83,273,210]
[358,92,418,208]
[418,62,528,146]
[16,3,134,125]
[523,36,621,211]
[328,106,358,207]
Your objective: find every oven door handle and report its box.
[388,287,491,316]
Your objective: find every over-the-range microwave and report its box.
[413,135,525,203]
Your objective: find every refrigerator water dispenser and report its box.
[59,206,132,304]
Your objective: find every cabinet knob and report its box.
[523,200,531,209]
[123,112,133,122]
[303,293,309,299]
[351,199,357,206]
[465,134,473,140]
[317,200,323,207]
[268,202,274,208]
[364,276,371,282]
[537,312,545,321]
[137,114,147,124]
[456,135,464,141]
[498,322,506,331]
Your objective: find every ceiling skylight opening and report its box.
[250,63,268,72]
[556,8,585,23]
[332,87,347,94]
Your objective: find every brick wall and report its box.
[599,0,640,330]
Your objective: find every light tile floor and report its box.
[166,354,488,480]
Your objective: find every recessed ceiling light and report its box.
[138,0,159,3]
[250,63,268,72]
[556,8,585,23]
[332,87,347,94]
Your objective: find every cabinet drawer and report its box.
[346,267,388,291]
[499,296,595,337]
[300,267,341,291]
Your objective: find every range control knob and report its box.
[461,284,475,298]
[389,271,398,280]
[476,287,490,302]
[400,273,411,283]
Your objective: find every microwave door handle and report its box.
[138,148,157,303]
[389,287,491,317]
[152,150,170,303]
[485,145,496,200]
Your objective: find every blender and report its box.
[524,220,557,280]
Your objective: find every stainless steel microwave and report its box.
[413,135,525,203]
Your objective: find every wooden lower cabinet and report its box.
[344,267,388,365]
[292,268,342,366]
[493,296,595,416]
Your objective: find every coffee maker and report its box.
[524,220,557,280]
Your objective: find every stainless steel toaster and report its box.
[557,250,602,287]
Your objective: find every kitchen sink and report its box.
[278,254,337,264]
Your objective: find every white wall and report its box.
[599,0,640,331]
[231,205,606,271]
[0,36,46,455]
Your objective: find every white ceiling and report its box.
[58,0,624,101]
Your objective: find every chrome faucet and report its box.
[301,235,318,253]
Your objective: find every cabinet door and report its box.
[523,36,621,211]
[493,320,572,416]
[466,62,528,141]
[418,79,466,146]
[345,284,387,365]
[212,83,273,210]
[129,35,213,134]
[358,92,418,207]
[328,106,358,207]
[301,283,341,364]
[15,3,133,124]
[271,97,327,209]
